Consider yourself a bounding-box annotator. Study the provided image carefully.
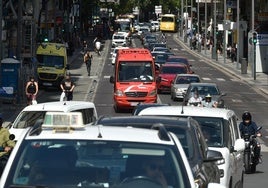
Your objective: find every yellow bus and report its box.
[160,14,177,32]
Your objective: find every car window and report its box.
[191,117,224,147]
[7,140,188,188]
[231,115,240,139]
[13,111,46,128]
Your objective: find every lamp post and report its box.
[184,0,188,43]
[251,0,255,79]
[223,0,226,64]
[236,0,240,69]
[197,0,201,52]
[204,0,207,54]
[180,0,184,37]
[212,0,217,60]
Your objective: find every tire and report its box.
[251,164,256,173]
[244,152,251,174]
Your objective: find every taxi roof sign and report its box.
[42,112,84,131]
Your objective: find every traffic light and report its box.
[252,32,257,45]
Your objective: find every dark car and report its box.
[183,82,227,107]
[93,115,223,188]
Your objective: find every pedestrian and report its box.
[25,76,38,105]
[84,51,93,76]
[0,114,16,174]
[60,75,75,101]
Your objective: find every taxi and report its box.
[0,112,225,188]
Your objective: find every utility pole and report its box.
[204,0,207,54]
[223,0,226,64]
[180,0,183,37]
[236,0,240,69]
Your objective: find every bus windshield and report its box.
[118,61,154,82]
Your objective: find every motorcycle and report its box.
[243,126,262,174]
[95,41,101,56]
[0,134,15,175]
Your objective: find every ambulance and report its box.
[36,42,68,88]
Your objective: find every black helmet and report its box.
[242,111,252,123]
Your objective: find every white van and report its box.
[138,106,245,188]
[8,101,98,140]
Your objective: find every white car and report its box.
[151,21,160,31]
[112,32,128,47]
[110,46,129,65]
[138,106,245,188]
[1,112,225,188]
[7,101,98,141]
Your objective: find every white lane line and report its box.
[231,99,243,103]
[216,78,226,81]
[104,76,110,79]
[202,77,211,81]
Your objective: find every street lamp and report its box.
[212,0,217,60]
[236,0,240,69]
[180,0,183,37]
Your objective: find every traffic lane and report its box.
[160,33,268,140]
[244,152,267,188]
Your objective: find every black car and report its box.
[94,115,223,188]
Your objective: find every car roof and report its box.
[23,124,176,145]
[175,74,200,77]
[138,105,236,119]
[162,63,187,67]
[21,101,96,112]
[189,82,217,87]
[96,115,191,127]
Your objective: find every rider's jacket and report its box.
[0,128,15,157]
[239,121,259,137]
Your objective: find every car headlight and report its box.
[149,89,157,96]
[115,89,124,96]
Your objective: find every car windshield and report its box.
[190,85,220,95]
[37,55,64,68]
[167,58,189,65]
[161,66,186,74]
[6,140,189,188]
[175,76,200,84]
[118,61,154,82]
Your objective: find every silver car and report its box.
[171,74,201,101]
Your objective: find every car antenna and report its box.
[97,124,102,138]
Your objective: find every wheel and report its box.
[244,152,251,174]
[250,163,256,173]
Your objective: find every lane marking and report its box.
[216,78,226,81]
[202,77,211,81]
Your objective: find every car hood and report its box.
[172,84,189,89]
[116,82,156,93]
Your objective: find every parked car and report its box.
[138,105,246,188]
[0,112,225,188]
[157,64,191,93]
[94,115,223,188]
[183,82,226,107]
[170,74,201,101]
[166,55,194,74]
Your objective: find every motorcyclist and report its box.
[93,36,101,55]
[202,93,218,108]
[187,90,202,106]
[0,114,16,174]
[239,111,262,163]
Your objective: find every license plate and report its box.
[130,102,138,106]
[43,82,52,86]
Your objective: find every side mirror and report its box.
[204,149,224,165]
[156,77,161,83]
[232,139,245,152]
[110,76,115,83]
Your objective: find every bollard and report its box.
[241,58,247,74]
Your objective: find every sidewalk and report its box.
[174,34,268,96]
